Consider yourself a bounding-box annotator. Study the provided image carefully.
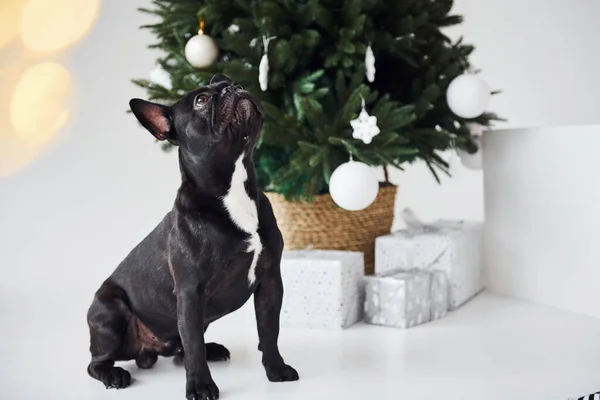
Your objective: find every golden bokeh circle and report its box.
[1,0,100,177]
[0,0,27,49]
[9,62,72,145]
[20,0,101,53]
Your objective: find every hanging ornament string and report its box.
[258,35,276,91]
[351,96,380,144]
[184,18,219,68]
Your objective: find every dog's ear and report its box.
[210,74,232,85]
[129,99,174,141]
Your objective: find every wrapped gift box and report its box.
[375,221,483,310]
[279,250,364,330]
[365,270,448,329]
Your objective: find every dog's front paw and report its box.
[186,378,219,400]
[264,362,299,382]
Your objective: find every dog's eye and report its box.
[195,95,209,106]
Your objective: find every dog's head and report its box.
[130,74,264,159]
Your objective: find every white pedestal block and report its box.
[484,125,600,318]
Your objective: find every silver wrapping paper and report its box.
[375,221,483,310]
[365,270,448,329]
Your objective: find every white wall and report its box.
[393,0,600,227]
[1,0,600,298]
[0,0,180,299]
[484,126,600,319]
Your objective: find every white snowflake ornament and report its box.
[351,98,380,144]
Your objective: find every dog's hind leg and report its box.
[205,342,230,361]
[170,342,229,363]
[135,351,158,369]
[202,324,230,362]
[86,281,134,389]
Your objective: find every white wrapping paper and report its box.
[279,250,365,330]
[376,215,483,310]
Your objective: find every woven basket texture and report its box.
[265,185,397,274]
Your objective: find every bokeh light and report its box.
[20,0,101,53]
[9,62,72,145]
[0,0,27,49]
[1,0,100,177]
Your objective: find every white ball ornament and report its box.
[446,74,490,119]
[458,136,483,170]
[329,161,379,211]
[185,34,218,68]
[184,21,219,69]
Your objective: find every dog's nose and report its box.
[221,85,243,95]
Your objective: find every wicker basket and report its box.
[265,185,397,275]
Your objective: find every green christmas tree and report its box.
[134,0,498,200]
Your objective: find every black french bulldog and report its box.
[86,74,298,400]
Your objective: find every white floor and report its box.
[1,292,599,400]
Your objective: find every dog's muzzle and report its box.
[218,86,263,129]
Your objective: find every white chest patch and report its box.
[222,153,262,285]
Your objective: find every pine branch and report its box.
[132,0,501,199]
